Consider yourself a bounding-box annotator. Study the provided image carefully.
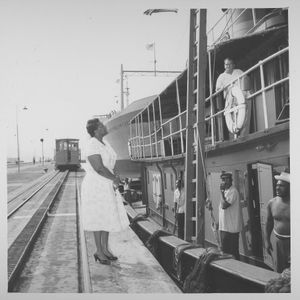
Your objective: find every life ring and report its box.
[128,141,132,157]
[152,174,162,209]
[224,86,246,134]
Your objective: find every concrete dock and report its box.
[7,163,181,293]
[85,227,181,293]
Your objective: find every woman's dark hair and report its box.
[86,118,101,137]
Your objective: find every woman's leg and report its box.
[100,231,110,256]
[93,231,107,260]
[101,231,117,257]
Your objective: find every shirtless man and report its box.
[265,171,290,273]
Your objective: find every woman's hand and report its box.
[113,175,120,189]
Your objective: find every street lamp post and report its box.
[16,104,28,172]
[40,138,44,166]
[31,140,36,164]
[40,128,49,163]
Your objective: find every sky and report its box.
[1,0,299,164]
[1,0,229,163]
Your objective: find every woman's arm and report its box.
[88,154,118,182]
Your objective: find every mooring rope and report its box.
[173,243,203,281]
[182,247,233,293]
[265,268,291,293]
[146,228,173,258]
[129,213,148,231]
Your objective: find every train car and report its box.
[54,138,81,170]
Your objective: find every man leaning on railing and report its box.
[216,57,243,98]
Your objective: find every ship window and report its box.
[170,173,174,191]
[192,182,196,198]
[192,200,196,217]
[192,220,196,238]
[164,173,167,190]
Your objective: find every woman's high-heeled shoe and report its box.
[94,253,111,265]
[105,254,118,261]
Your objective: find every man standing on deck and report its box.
[173,179,185,240]
[123,178,132,207]
[265,171,290,273]
[218,172,242,260]
[216,58,243,98]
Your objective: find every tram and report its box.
[54,138,81,170]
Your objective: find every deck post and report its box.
[196,9,207,245]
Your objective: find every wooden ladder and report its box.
[184,9,207,244]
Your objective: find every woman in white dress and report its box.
[81,118,129,265]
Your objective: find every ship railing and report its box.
[129,111,186,161]
[129,47,289,160]
[205,46,289,146]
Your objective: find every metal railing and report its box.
[130,110,186,160]
[129,44,289,160]
[205,47,289,145]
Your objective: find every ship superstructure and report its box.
[128,8,289,270]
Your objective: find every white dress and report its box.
[81,137,129,232]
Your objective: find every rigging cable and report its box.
[195,123,222,250]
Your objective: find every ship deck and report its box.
[125,203,283,293]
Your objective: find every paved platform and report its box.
[7,163,181,293]
[85,227,182,293]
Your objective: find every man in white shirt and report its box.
[173,179,185,239]
[218,172,242,260]
[123,178,132,206]
[216,58,244,98]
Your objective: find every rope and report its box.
[129,213,148,231]
[210,212,222,250]
[173,207,178,234]
[173,243,203,281]
[146,228,173,258]
[183,247,233,293]
[195,124,223,250]
[265,268,291,293]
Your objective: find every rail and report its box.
[7,170,60,216]
[130,110,186,160]
[205,46,289,145]
[8,171,69,291]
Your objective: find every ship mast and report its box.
[119,66,181,111]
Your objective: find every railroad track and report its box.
[7,170,91,292]
[7,170,60,217]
